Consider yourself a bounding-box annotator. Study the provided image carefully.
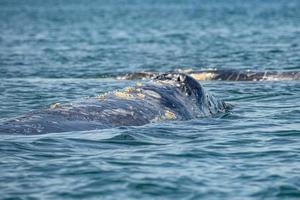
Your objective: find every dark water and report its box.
[1,0,300,199]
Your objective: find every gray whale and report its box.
[118,69,300,81]
[0,74,230,134]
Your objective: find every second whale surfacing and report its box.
[0,74,230,135]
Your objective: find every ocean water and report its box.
[1,0,300,199]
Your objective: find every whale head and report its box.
[154,73,205,104]
[153,73,229,115]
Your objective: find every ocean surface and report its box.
[1,0,300,199]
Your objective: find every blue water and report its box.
[1,0,300,199]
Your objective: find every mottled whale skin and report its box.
[0,74,229,134]
[119,69,300,81]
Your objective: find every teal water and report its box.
[1,0,300,199]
